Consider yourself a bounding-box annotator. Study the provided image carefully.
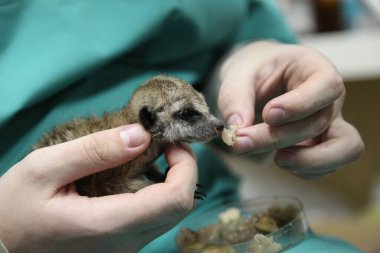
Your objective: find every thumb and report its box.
[218,73,256,128]
[24,124,150,188]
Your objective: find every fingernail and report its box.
[234,136,254,154]
[119,124,147,148]
[227,113,243,127]
[268,108,286,125]
[276,150,296,167]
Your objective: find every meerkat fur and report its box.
[34,75,224,197]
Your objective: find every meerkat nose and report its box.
[215,123,224,133]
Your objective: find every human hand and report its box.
[0,124,197,253]
[217,41,364,179]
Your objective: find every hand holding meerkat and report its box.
[34,75,224,197]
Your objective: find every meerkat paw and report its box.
[194,183,207,200]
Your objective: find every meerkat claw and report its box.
[195,190,207,198]
[196,183,204,189]
[194,193,204,201]
[194,183,207,200]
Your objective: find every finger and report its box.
[90,144,198,231]
[164,144,197,187]
[274,119,364,179]
[21,124,150,188]
[218,66,256,127]
[234,106,333,154]
[262,70,345,126]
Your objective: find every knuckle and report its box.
[291,92,309,116]
[22,149,50,181]
[330,73,345,98]
[171,186,194,217]
[312,114,329,136]
[351,137,365,161]
[268,127,281,150]
[83,135,112,168]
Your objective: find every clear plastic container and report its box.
[176,196,308,253]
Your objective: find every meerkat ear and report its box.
[139,106,157,129]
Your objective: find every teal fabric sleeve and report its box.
[0,0,361,252]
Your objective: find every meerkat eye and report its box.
[175,108,201,121]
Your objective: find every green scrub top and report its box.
[0,0,361,252]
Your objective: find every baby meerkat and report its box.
[34,75,224,197]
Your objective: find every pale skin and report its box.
[0,41,364,252]
[0,124,198,253]
[217,41,364,178]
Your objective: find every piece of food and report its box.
[219,208,241,224]
[254,216,279,234]
[222,125,239,146]
[250,234,282,253]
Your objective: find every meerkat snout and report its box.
[210,116,224,133]
[215,124,224,132]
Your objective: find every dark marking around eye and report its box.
[174,108,202,122]
[139,106,157,129]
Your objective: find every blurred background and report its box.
[218,0,380,252]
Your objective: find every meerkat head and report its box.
[128,75,224,144]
